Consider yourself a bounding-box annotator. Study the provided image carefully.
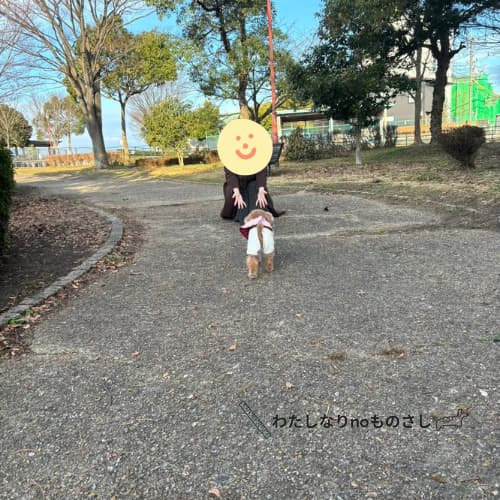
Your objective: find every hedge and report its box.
[135,150,220,168]
[0,146,14,254]
[44,151,124,167]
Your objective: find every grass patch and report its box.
[15,143,500,220]
[267,142,500,210]
[15,164,96,176]
[16,161,224,183]
[142,162,222,181]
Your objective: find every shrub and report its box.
[283,127,321,161]
[135,152,211,169]
[0,146,14,254]
[204,150,220,164]
[438,125,485,168]
[284,127,345,160]
[45,151,128,167]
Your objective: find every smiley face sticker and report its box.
[217,119,273,176]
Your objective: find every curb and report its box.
[0,206,123,328]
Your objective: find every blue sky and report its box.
[64,0,324,151]
[61,1,498,151]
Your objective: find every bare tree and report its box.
[0,19,34,101]
[0,0,145,168]
[128,77,196,134]
[33,94,86,153]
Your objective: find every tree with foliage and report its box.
[102,29,178,162]
[33,95,85,152]
[0,104,32,150]
[0,0,144,168]
[287,0,498,146]
[128,78,195,134]
[287,0,412,165]
[189,100,220,140]
[142,97,219,165]
[146,0,292,123]
[409,0,498,142]
[331,0,499,143]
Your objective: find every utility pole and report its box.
[468,36,474,123]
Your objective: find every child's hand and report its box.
[256,187,268,208]
[232,188,247,209]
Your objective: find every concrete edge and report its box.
[0,206,123,328]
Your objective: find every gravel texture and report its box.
[0,175,498,499]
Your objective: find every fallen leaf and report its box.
[208,487,222,498]
[131,351,140,357]
[295,313,302,319]
[327,352,347,361]
[460,477,482,484]
[285,382,294,390]
[310,339,325,348]
[228,343,237,351]
[431,473,447,484]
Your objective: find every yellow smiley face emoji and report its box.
[217,119,273,176]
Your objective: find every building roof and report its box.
[277,109,328,122]
[27,139,52,147]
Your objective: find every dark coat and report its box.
[220,167,280,222]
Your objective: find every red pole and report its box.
[266,0,278,144]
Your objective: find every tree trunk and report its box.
[354,125,362,166]
[176,148,184,166]
[238,77,251,119]
[67,133,73,154]
[87,107,108,169]
[120,97,130,165]
[239,104,251,119]
[430,38,452,144]
[414,47,423,145]
[80,85,109,169]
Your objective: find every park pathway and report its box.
[1,174,499,498]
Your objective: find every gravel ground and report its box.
[1,176,498,499]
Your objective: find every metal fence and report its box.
[205,123,500,150]
[11,124,500,168]
[395,125,500,147]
